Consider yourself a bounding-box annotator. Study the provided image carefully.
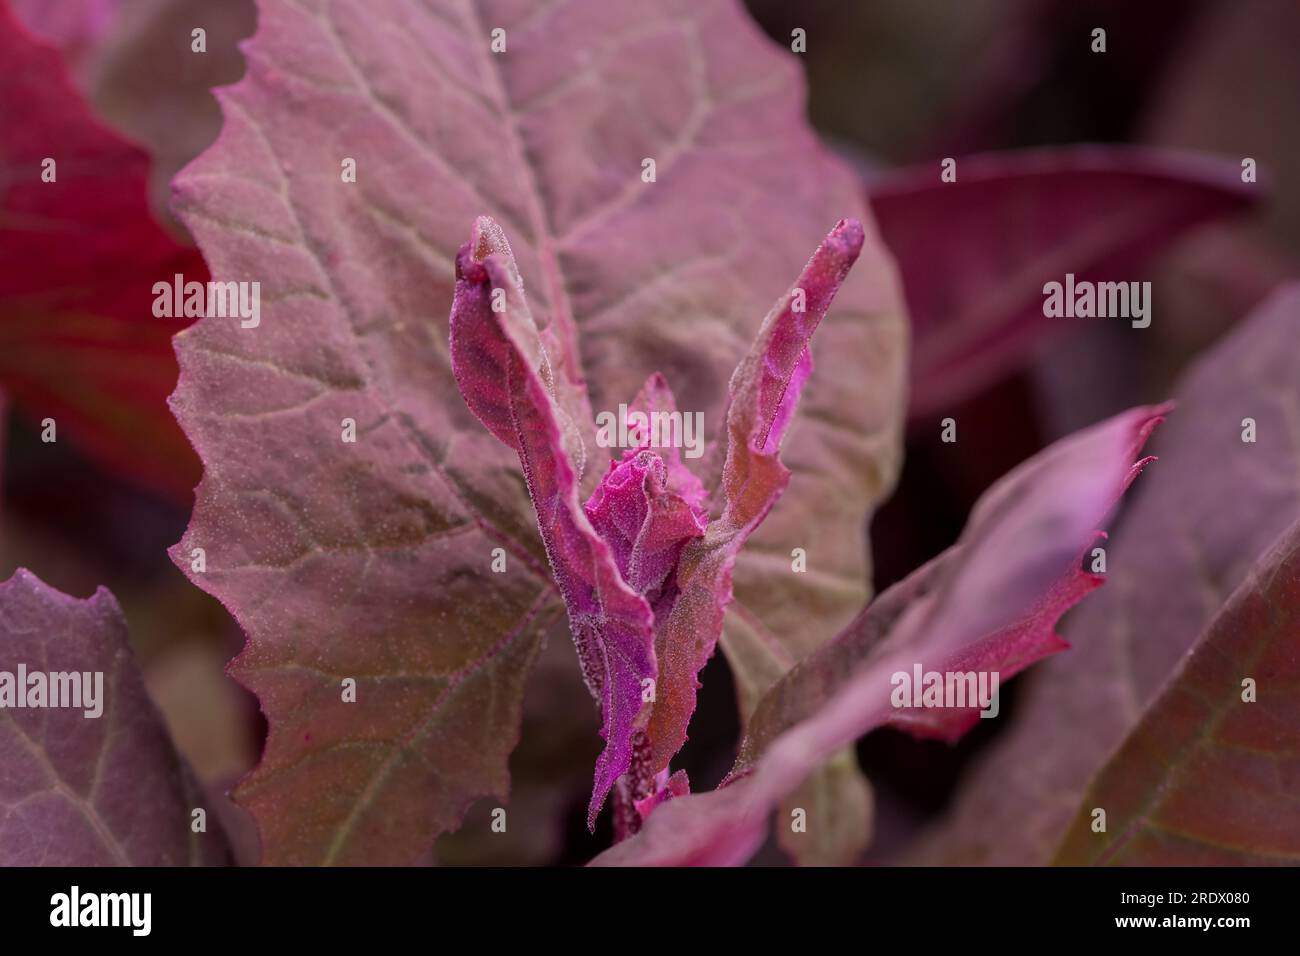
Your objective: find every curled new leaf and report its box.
[450,218,656,830]
[452,217,866,832]
[594,405,1165,866]
[645,219,867,778]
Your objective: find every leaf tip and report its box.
[831,216,865,253]
[470,214,511,263]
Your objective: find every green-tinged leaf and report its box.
[1055,521,1300,865]
[918,285,1300,865]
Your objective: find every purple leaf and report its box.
[1054,518,1300,865]
[450,218,656,829]
[869,147,1257,418]
[593,405,1164,865]
[452,218,866,831]
[584,449,707,603]
[0,570,230,866]
[644,219,866,778]
[739,403,1165,760]
[168,0,905,864]
[919,285,1300,865]
[625,372,708,513]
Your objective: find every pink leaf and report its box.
[450,219,656,830]
[626,372,708,513]
[584,450,707,604]
[644,219,866,777]
[594,405,1165,865]
[0,569,230,865]
[451,218,866,834]
[918,285,1300,865]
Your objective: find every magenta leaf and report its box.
[0,5,203,499]
[450,218,656,829]
[918,285,1300,865]
[448,216,593,466]
[738,402,1165,758]
[593,405,1164,866]
[625,372,708,513]
[644,219,867,779]
[452,217,865,830]
[584,450,707,604]
[0,569,230,865]
[869,147,1256,418]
